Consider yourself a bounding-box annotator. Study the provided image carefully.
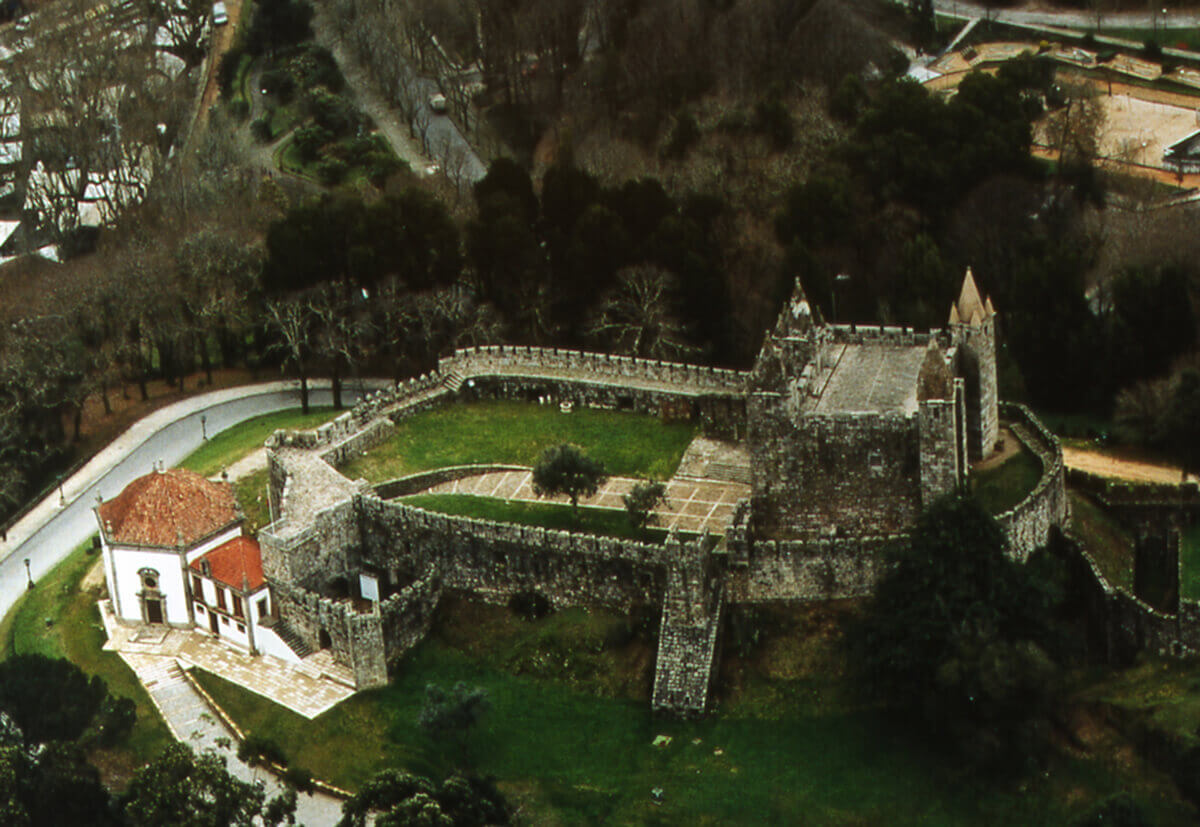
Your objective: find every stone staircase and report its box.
[443,366,466,393]
[271,618,315,659]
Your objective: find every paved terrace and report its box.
[102,601,356,719]
[415,469,749,535]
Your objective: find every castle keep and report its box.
[225,272,1070,715]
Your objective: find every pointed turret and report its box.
[950,267,995,328]
[948,268,999,460]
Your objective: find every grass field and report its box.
[178,407,337,478]
[402,493,671,542]
[0,540,172,786]
[341,401,697,484]
[971,446,1043,514]
[192,599,1196,825]
[1069,489,1136,592]
[1180,523,1200,602]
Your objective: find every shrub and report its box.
[250,116,273,143]
[283,766,315,793]
[315,157,349,185]
[508,590,552,621]
[228,99,250,122]
[238,733,289,767]
[293,123,333,162]
[217,48,245,99]
[260,67,296,104]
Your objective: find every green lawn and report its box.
[192,608,1196,825]
[1180,523,1200,603]
[0,539,173,785]
[402,493,673,542]
[235,468,273,533]
[178,407,337,478]
[341,400,697,484]
[971,446,1043,515]
[1069,490,1135,592]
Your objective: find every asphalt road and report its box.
[0,378,386,622]
[932,0,1200,29]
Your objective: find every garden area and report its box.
[218,0,404,187]
[190,596,1197,825]
[340,400,698,484]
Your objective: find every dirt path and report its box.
[193,0,245,136]
[1063,446,1194,484]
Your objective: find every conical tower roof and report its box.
[950,267,994,327]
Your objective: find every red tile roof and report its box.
[98,468,239,548]
[191,535,265,592]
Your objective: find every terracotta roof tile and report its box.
[191,535,265,592]
[98,468,238,548]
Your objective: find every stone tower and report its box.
[949,268,998,460]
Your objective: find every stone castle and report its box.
[254,271,1069,716]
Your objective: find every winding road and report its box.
[0,378,387,623]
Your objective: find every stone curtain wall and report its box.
[357,494,669,608]
[724,532,900,603]
[994,403,1070,562]
[260,497,361,592]
[918,392,962,508]
[271,582,388,688]
[440,345,749,395]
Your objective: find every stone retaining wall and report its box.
[373,465,530,500]
[995,403,1070,562]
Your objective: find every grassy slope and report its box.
[971,446,1043,514]
[178,407,337,477]
[341,400,696,484]
[1181,523,1200,602]
[0,540,173,785]
[402,493,673,542]
[193,600,1196,825]
[1070,490,1135,592]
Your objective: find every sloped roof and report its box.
[191,535,265,592]
[98,468,238,548]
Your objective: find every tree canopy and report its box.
[849,496,1061,770]
[531,444,608,510]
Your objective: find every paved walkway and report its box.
[420,469,749,535]
[102,602,356,719]
[99,604,347,823]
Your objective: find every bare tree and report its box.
[265,296,318,413]
[587,264,696,360]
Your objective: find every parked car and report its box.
[212,1,228,25]
[428,93,447,114]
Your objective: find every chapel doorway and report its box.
[145,599,164,624]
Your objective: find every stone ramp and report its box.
[674,436,751,485]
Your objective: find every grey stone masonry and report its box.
[994,403,1069,563]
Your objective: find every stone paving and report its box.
[102,602,356,719]
[674,436,751,484]
[99,602,348,823]
[274,447,361,537]
[420,468,749,535]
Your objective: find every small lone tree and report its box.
[418,682,490,766]
[531,444,607,513]
[623,480,666,530]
